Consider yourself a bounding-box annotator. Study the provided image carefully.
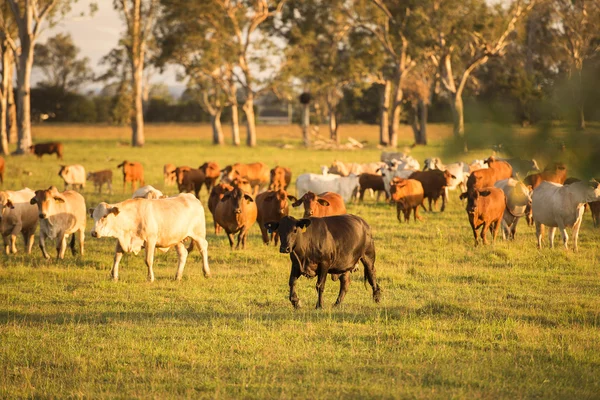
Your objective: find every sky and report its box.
[35,0,183,95]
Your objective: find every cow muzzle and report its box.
[280,246,291,254]
[39,213,47,219]
[91,231,99,238]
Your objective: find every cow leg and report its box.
[315,264,328,309]
[492,220,502,244]
[403,208,410,223]
[548,227,557,248]
[39,230,51,259]
[57,233,68,259]
[441,191,447,212]
[501,217,510,240]
[145,240,156,282]
[259,224,269,245]
[273,232,279,246]
[25,230,35,254]
[535,222,543,249]
[174,242,188,280]
[69,233,77,256]
[361,250,381,303]
[480,222,489,245]
[470,218,479,247]
[334,271,351,306]
[511,218,519,240]
[111,241,124,281]
[414,206,422,222]
[572,217,583,252]
[289,266,302,309]
[428,197,433,212]
[3,234,10,255]
[108,182,113,195]
[9,223,21,253]
[78,228,85,256]
[226,232,235,248]
[396,204,402,223]
[359,188,365,202]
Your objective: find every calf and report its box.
[292,191,346,218]
[264,215,381,309]
[494,178,531,240]
[269,166,292,190]
[379,166,414,199]
[256,189,297,245]
[163,163,176,186]
[357,173,387,202]
[0,188,38,254]
[524,162,567,189]
[30,186,86,259]
[199,161,220,193]
[178,168,206,198]
[132,185,165,199]
[221,162,270,194]
[389,178,424,223]
[214,187,257,249]
[117,161,144,192]
[459,187,506,246]
[0,156,4,184]
[208,182,233,235]
[484,156,513,181]
[90,193,210,282]
[29,142,63,160]
[532,180,600,251]
[408,170,455,212]
[466,168,499,193]
[58,164,86,191]
[87,170,113,194]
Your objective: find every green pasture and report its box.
[1,124,600,399]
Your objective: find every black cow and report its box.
[265,215,381,309]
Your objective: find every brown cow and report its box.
[163,163,176,186]
[231,177,253,194]
[524,162,567,190]
[390,178,424,223]
[173,166,193,186]
[117,161,144,192]
[208,182,233,235]
[459,187,506,246]
[357,173,387,202]
[0,156,4,184]
[256,189,297,245]
[178,168,206,198]
[292,191,346,218]
[214,187,257,249]
[221,162,269,195]
[484,156,513,181]
[29,142,63,160]
[87,170,113,194]
[269,166,292,191]
[408,170,455,212]
[199,162,220,193]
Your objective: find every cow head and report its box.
[584,179,600,203]
[220,165,234,183]
[199,162,220,179]
[264,216,311,254]
[269,166,288,190]
[30,186,65,220]
[232,177,252,194]
[264,190,296,216]
[443,170,458,186]
[0,192,15,223]
[221,187,254,214]
[390,178,409,202]
[292,191,330,218]
[89,202,121,238]
[210,183,233,204]
[328,160,346,176]
[116,161,127,169]
[58,165,68,178]
[461,190,491,215]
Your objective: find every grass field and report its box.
[1,123,600,398]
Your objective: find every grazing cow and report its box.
[459,187,506,246]
[484,156,513,181]
[269,166,292,191]
[208,182,233,235]
[328,161,386,177]
[0,156,4,184]
[178,168,206,198]
[29,142,63,160]
[87,170,113,194]
[295,173,359,203]
[163,163,177,186]
[390,178,424,223]
[292,191,346,218]
[531,180,600,251]
[58,164,86,191]
[502,158,540,178]
[357,173,387,202]
[30,186,86,259]
[524,162,567,190]
[221,162,270,194]
[256,189,297,245]
[132,185,165,199]
[117,161,144,192]
[199,162,220,193]
[214,187,257,249]
[90,193,210,282]
[379,166,414,199]
[494,178,532,240]
[264,215,381,309]
[0,188,38,254]
[408,170,455,212]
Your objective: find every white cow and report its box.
[328,161,386,176]
[531,180,600,251]
[381,151,405,163]
[494,178,532,240]
[58,164,86,190]
[388,155,420,171]
[89,193,210,282]
[132,185,165,199]
[0,188,38,254]
[296,173,359,203]
[30,186,86,259]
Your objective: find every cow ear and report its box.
[243,194,254,203]
[287,195,297,203]
[54,196,65,203]
[479,190,491,197]
[451,174,457,179]
[459,192,468,200]
[6,200,14,209]
[88,208,95,218]
[292,198,303,207]
[264,222,279,234]
[117,161,125,168]
[296,219,311,230]
[30,197,37,205]
[109,207,120,216]
[317,199,330,206]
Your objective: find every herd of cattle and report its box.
[0,142,599,308]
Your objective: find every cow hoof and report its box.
[111,277,119,282]
[291,300,301,309]
[373,290,382,303]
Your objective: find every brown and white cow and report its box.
[30,186,86,259]
[459,187,506,246]
[117,161,144,192]
[90,193,210,281]
[292,191,346,218]
[256,189,297,245]
[214,187,257,249]
[0,188,38,255]
[87,170,113,194]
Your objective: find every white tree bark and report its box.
[231,104,240,146]
[379,80,390,146]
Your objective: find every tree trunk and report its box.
[7,68,17,144]
[418,100,428,145]
[210,108,224,145]
[379,80,390,146]
[231,104,240,146]
[302,103,310,147]
[411,101,428,146]
[14,39,33,155]
[328,109,339,144]
[389,78,403,148]
[130,0,145,147]
[243,94,256,147]
[577,105,585,130]
[1,48,10,155]
[449,94,467,151]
